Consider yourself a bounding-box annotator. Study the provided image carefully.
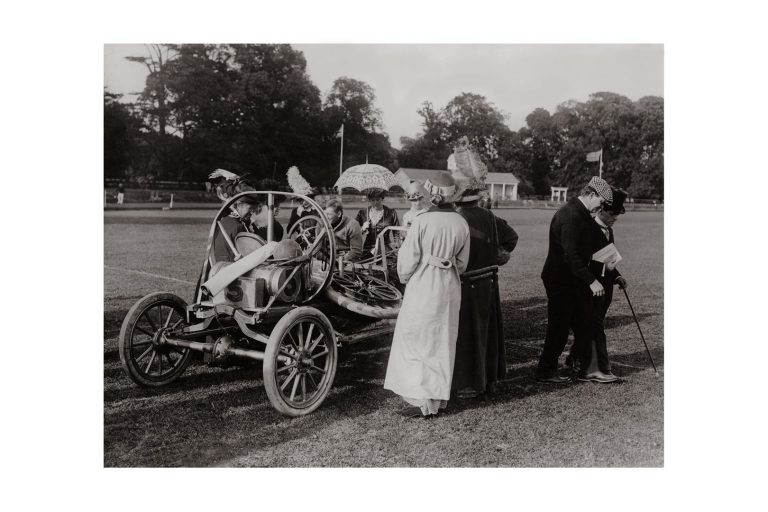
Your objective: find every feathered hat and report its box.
[286,166,317,197]
[208,169,258,203]
[447,136,488,203]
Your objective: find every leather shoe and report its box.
[536,375,572,384]
[396,406,423,418]
[578,371,619,383]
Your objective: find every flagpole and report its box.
[599,147,603,178]
[338,123,344,199]
[338,123,344,180]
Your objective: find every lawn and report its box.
[104,207,663,467]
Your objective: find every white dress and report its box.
[384,207,470,413]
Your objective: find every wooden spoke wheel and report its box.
[286,215,333,303]
[263,307,337,416]
[331,271,402,305]
[287,215,325,252]
[118,292,192,387]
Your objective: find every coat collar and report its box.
[426,204,457,213]
[570,196,593,220]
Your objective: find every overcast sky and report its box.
[104,44,663,148]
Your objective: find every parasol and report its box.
[334,163,400,192]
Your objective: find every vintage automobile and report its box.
[118,190,407,416]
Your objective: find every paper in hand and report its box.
[592,243,622,265]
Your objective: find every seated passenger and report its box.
[323,199,363,262]
[213,195,261,262]
[250,202,284,242]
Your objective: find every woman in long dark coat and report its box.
[452,189,518,398]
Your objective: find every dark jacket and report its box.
[588,220,622,288]
[332,215,364,261]
[541,197,601,290]
[213,215,249,263]
[452,205,507,392]
[287,206,315,235]
[495,216,519,253]
[253,219,284,242]
[355,205,400,253]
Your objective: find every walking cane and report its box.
[621,287,658,373]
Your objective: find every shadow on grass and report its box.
[439,348,659,418]
[500,297,658,343]
[104,293,663,466]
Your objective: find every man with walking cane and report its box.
[577,187,629,383]
[536,177,613,384]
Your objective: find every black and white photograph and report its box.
[6,1,767,509]
[103,42,664,467]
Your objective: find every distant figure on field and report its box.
[117,182,125,205]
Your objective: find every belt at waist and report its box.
[425,254,454,269]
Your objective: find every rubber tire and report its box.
[263,306,338,416]
[324,286,400,319]
[118,292,193,387]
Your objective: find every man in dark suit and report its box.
[578,188,629,382]
[535,177,614,383]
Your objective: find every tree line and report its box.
[105,44,663,199]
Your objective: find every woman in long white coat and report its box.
[384,172,470,418]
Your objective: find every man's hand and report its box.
[616,276,628,289]
[590,280,605,297]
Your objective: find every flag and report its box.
[336,123,344,138]
[586,149,602,162]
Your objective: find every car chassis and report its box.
[119,190,406,416]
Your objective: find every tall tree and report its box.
[398,94,510,172]
[442,92,511,162]
[104,91,142,179]
[322,76,395,173]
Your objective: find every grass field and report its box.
[104,207,663,467]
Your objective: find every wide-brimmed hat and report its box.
[232,193,262,206]
[405,181,427,201]
[587,176,613,204]
[424,172,457,204]
[604,187,627,214]
[364,188,387,199]
[448,136,488,203]
[453,177,487,203]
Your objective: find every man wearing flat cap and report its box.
[535,176,614,383]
